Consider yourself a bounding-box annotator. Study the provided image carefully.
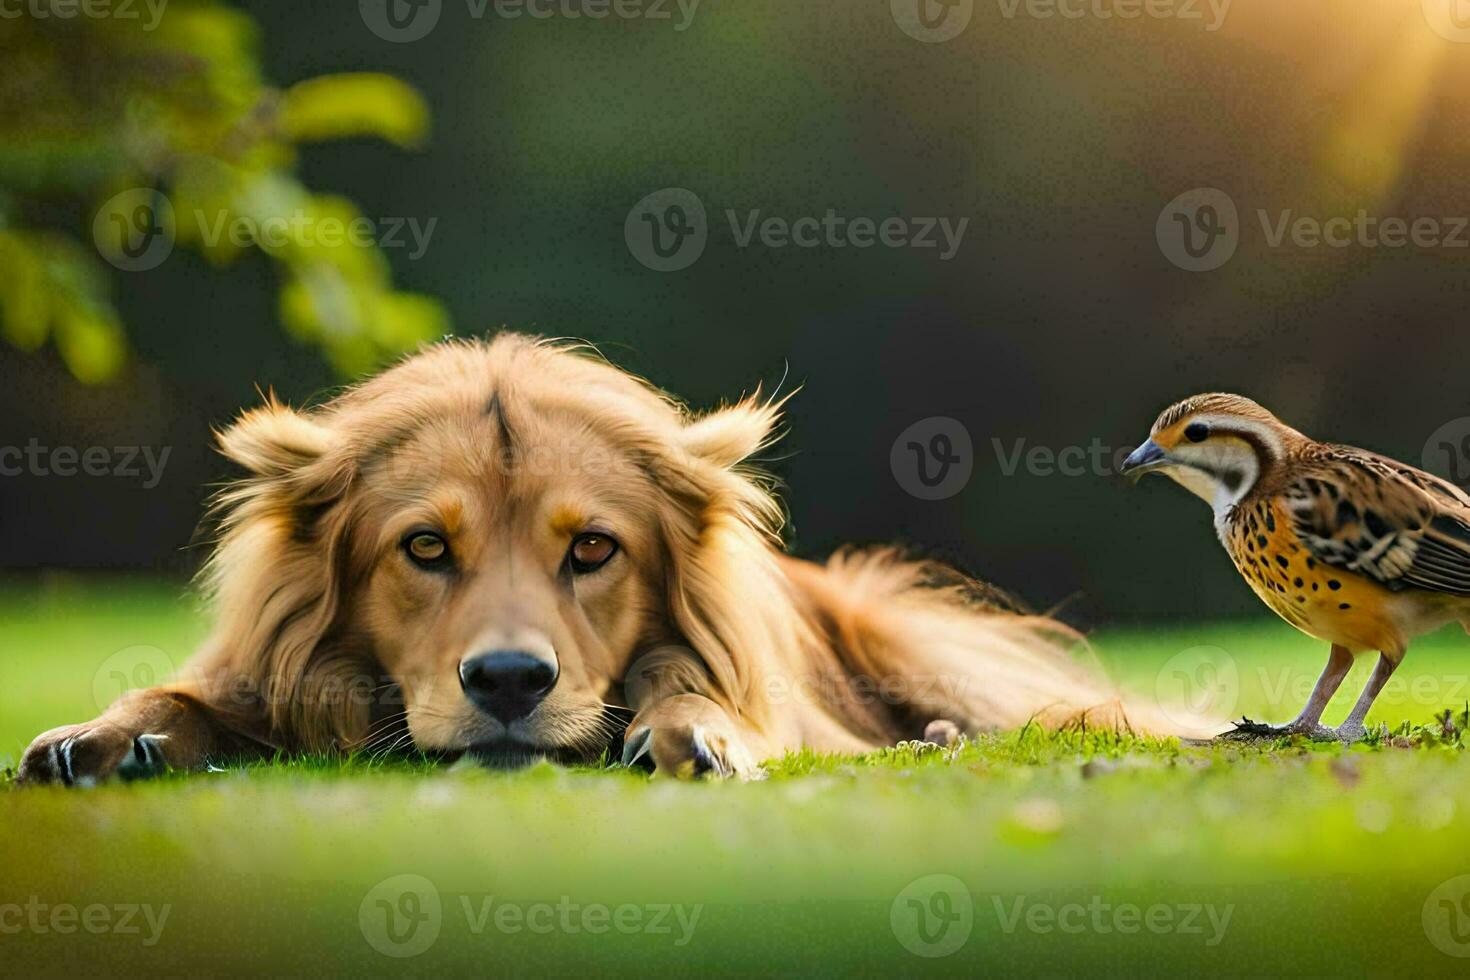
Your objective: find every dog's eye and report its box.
[1184,422,1210,443]
[404,532,449,567]
[568,533,618,574]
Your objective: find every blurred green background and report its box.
[5,0,1470,625]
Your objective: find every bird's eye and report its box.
[404,531,449,567]
[1185,422,1210,443]
[568,533,618,574]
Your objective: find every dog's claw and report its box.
[688,727,728,778]
[622,695,763,781]
[117,734,170,782]
[621,727,653,769]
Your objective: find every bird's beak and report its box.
[1119,438,1168,482]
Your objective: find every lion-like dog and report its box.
[19,335,1172,785]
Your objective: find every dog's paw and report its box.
[17,723,171,787]
[621,694,762,781]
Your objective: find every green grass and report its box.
[5,577,1470,976]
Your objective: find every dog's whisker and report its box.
[359,728,409,757]
[348,710,412,752]
[368,730,417,763]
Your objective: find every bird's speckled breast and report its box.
[1225,495,1404,652]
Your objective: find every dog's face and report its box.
[209,336,781,765]
[353,403,664,765]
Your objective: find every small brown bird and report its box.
[1122,394,1470,741]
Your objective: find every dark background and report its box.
[4,0,1469,626]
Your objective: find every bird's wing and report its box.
[1279,447,1470,596]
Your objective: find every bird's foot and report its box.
[1333,721,1367,744]
[1283,721,1338,742]
[1217,717,1337,743]
[1217,716,1284,742]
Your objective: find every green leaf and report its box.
[0,232,52,351]
[279,73,430,150]
[54,300,127,384]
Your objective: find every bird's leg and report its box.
[1333,651,1400,743]
[1222,644,1353,741]
[1281,644,1353,739]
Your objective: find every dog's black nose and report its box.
[459,650,558,722]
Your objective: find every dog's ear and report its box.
[679,395,781,469]
[206,395,362,753]
[653,394,798,734]
[216,397,333,478]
